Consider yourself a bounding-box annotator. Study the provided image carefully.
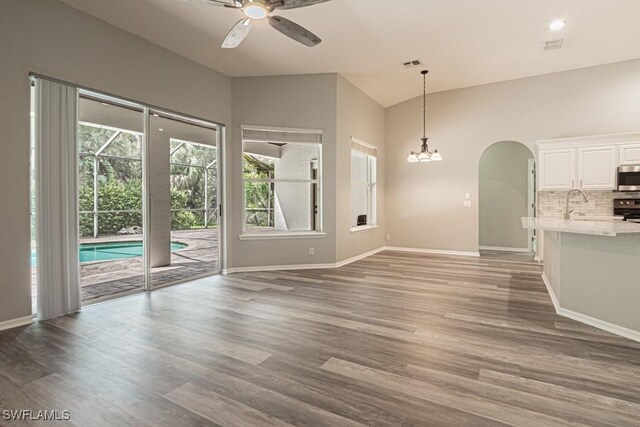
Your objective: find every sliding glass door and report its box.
[77,95,146,302]
[148,112,220,289]
[31,79,223,305]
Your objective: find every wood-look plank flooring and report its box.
[2,250,640,426]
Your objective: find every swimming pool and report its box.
[31,241,187,264]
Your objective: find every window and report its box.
[242,126,323,237]
[351,138,377,230]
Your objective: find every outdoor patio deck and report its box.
[31,228,218,306]
[79,228,219,302]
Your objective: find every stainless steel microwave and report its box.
[618,165,640,191]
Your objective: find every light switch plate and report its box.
[465,193,471,200]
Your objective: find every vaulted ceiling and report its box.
[60,0,640,107]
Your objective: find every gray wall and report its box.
[385,59,640,253]
[544,231,640,334]
[336,76,387,262]
[479,141,533,249]
[229,74,338,268]
[0,0,231,324]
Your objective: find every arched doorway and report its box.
[479,141,535,253]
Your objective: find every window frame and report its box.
[350,138,378,233]
[240,125,324,240]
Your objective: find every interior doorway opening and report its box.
[478,141,535,254]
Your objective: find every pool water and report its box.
[31,241,187,264]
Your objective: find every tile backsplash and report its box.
[537,190,637,217]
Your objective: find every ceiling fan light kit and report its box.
[243,2,269,20]
[407,70,443,163]
[184,0,331,49]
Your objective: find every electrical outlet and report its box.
[464,200,472,208]
[309,248,315,256]
[386,234,391,241]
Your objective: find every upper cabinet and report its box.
[537,133,640,191]
[539,148,576,190]
[577,146,617,190]
[619,143,640,165]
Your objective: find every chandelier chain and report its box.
[423,71,426,139]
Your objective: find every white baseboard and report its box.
[335,247,386,267]
[479,246,531,253]
[0,315,33,332]
[541,272,640,343]
[557,307,640,343]
[223,247,386,274]
[541,272,560,312]
[223,246,481,274]
[384,246,481,257]
[223,263,335,275]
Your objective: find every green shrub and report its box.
[78,178,200,237]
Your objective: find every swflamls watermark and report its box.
[1,409,71,421]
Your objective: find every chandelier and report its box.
[407,70,442,163]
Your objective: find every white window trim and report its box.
[241,124,323,239]
[350,138,377,229]
[351,137,377,150]
[350,224,379,234]
[241,124,324,135]
[239,232,327,241]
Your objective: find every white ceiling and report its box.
[60,0,640,107]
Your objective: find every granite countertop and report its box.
[521,216,640,237]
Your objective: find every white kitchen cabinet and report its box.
[578,146,617,190]
[538,148,576,190]
[537,132,640,192]
[619,143,640,165]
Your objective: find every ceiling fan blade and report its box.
[222,19,253,49]
[270,0,331,10]
[178,0,241,8]
[268,15,321,47]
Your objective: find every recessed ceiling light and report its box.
[101,102,109,106]
[549,20,566,31]
[158,128,164,132]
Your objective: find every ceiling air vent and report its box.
[402,59,423,68]
[543,39,564,51]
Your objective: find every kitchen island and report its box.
[522,217,640,341]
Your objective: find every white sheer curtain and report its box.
[35,79,81,320]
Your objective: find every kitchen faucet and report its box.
[564,188,589,220]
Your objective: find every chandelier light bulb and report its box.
[418,151,431,162]
[407,153,419,163]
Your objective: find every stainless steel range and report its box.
[614,198,640,223]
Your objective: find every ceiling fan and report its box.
[180,0,332,48]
